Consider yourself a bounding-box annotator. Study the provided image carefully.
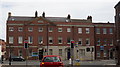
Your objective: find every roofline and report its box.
[114,1,120,8]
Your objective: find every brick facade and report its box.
[6,12,114,60]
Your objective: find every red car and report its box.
[40,55,64,67]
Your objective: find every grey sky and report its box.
[0,0,119,40]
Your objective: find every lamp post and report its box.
[9,44,11,65]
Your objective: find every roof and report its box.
[115,1,120,8]
[8,16,35,21]
[7,16,91,23]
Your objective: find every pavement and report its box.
[0,60,117,66]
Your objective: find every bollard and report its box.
[69,58,72,65]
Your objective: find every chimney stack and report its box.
[87,16,92,21]
[42,12,45,18]
[67,14,71,19]
[8,12,11,17]
[35,11,38,18]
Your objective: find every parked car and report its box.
[40,55,64,67]
[11,56,25,61]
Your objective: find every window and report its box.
[18,49,22,56]
[18,27,23,32]
[58,37,62,44]
[28,27,33,32]
[49,37,53,44]
[109,39,113,46]
[38,27,43,32]
[38,36,43,44]
[9,36,13,44]
[28,36,33,44]
[86,38,90,45]
[103,28,107,34]
[78,28,82,33]
[86,28,90,34]
[59,49,62,56]
[78,38,82,45]
[58,28,62,32]
[67,28,71,32]
[67,37,71,44]
[97,38,100,46]
[49,27,53,32]
[9,27,14,31]
[29,49,32,56]
[49,49,53,55]
[97,51,100,57]
[79,49,85,56]
[109,28,113,34]
[103,39,107,46]
[103,50,107,57]
[18,36,23,44]
[86,48,90,52]
[96,28,100,34]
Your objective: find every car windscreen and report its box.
[43,57,61,62]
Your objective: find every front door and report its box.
[67,49,70,60]
[39,49,43,60]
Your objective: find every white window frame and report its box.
[109,28,113,34]
[96,28,100,34]
[38,36,43,44]
[9,27,14,32]
[86,38,90,45]
[103,39,107,46]
[78,38,82,45]
[9,36,13,44]
[78,28,82,34]
[38,27,43,32]
[28,27,33,32]
[58,37,62,44]
[67,28,71,32]
[28,36,33,44]
[49,27,53,32]
[49,37,53,44]
[58,28,62,32]
[18,27,23,32]
[103,28,107,34]
[18,36,23,44]
[86,28,90,34]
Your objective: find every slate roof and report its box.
[8,16,90,23]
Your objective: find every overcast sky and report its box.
[0,0,119,41]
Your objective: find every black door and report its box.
[67,49,70,60]
[39,49,43,60]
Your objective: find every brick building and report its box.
[114,1,120,65]
[6,12,114,60]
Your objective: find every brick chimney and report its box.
[35,11,38,18]
[8,12,11,17]
[42,12,45,18]
[87,16,92,21]
[67,14,71,19]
